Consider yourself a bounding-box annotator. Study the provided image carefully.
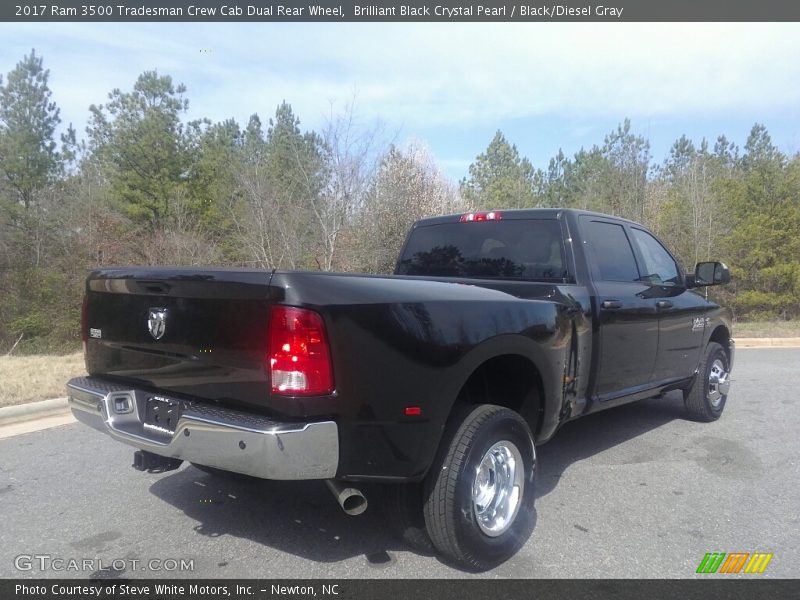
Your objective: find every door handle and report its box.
[656,300,674,309]
[601,300,623,309]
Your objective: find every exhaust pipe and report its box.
[326,480,368,516]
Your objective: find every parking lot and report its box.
[0,347,797,578]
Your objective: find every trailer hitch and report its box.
[132,450,183,473]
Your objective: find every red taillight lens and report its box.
[80,294,89,354]
[268,306,334,396]
[459,211,502,222]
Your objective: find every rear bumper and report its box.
[66,376,338,480]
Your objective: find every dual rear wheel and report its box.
[387,404,537,571]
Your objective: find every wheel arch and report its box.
[709,324,732,362]
[435,334,564,442]
[451,354,544,436]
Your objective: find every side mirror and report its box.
[692,261,731,287]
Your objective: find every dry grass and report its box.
[734,321,800,338]
[0,352,85,408]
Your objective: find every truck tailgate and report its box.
[83,267,274,409]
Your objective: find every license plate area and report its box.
[143,396,183,436]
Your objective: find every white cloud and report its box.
[1,22,799,136]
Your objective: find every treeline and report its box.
[1,50,798,353]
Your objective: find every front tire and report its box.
[423,404,536,571]
[684,341,731,422]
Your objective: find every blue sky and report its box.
[2,22,799,180]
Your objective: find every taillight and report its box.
[268,306,334,396]
[80,294,88,354]
[459,211,502,222]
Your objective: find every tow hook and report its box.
[132,450,183,473]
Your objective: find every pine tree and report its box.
[87,71,190,224]
[460,131,538,209]
[0,49,61,209]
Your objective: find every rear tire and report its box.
[684,341,730,422]
[423,404,536,571]
[383,483,436,554]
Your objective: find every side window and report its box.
[630,228,680,285]
[583,220,639,282]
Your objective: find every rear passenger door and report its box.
[580,217,659,400]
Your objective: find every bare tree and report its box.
[137,189,223,266]
[649,141,726,269]
[353,141,465,273]
[310,100,385,271]
[229,163,281,269]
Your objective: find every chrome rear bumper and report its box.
[66,376,338,480]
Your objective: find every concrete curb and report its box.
[0,397,69,426]
[735,337,800,348]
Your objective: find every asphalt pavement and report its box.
[0,348,797,579]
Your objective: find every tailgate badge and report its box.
[147,307,168,340]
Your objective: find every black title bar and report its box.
[3,0,800,22]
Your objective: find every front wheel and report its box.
[684,341,731,422]
[423,404,537,571]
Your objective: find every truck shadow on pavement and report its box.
[149,471,404,566]
[535,390,688,498]
[148,391,688,568]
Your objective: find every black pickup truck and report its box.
[67,208,734,570]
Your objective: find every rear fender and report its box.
[430,331,568,455]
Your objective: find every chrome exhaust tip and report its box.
[326,479,367,516]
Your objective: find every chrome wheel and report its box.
[708,358,730,407]
[424,405,537,570]
[472,441,524,537]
